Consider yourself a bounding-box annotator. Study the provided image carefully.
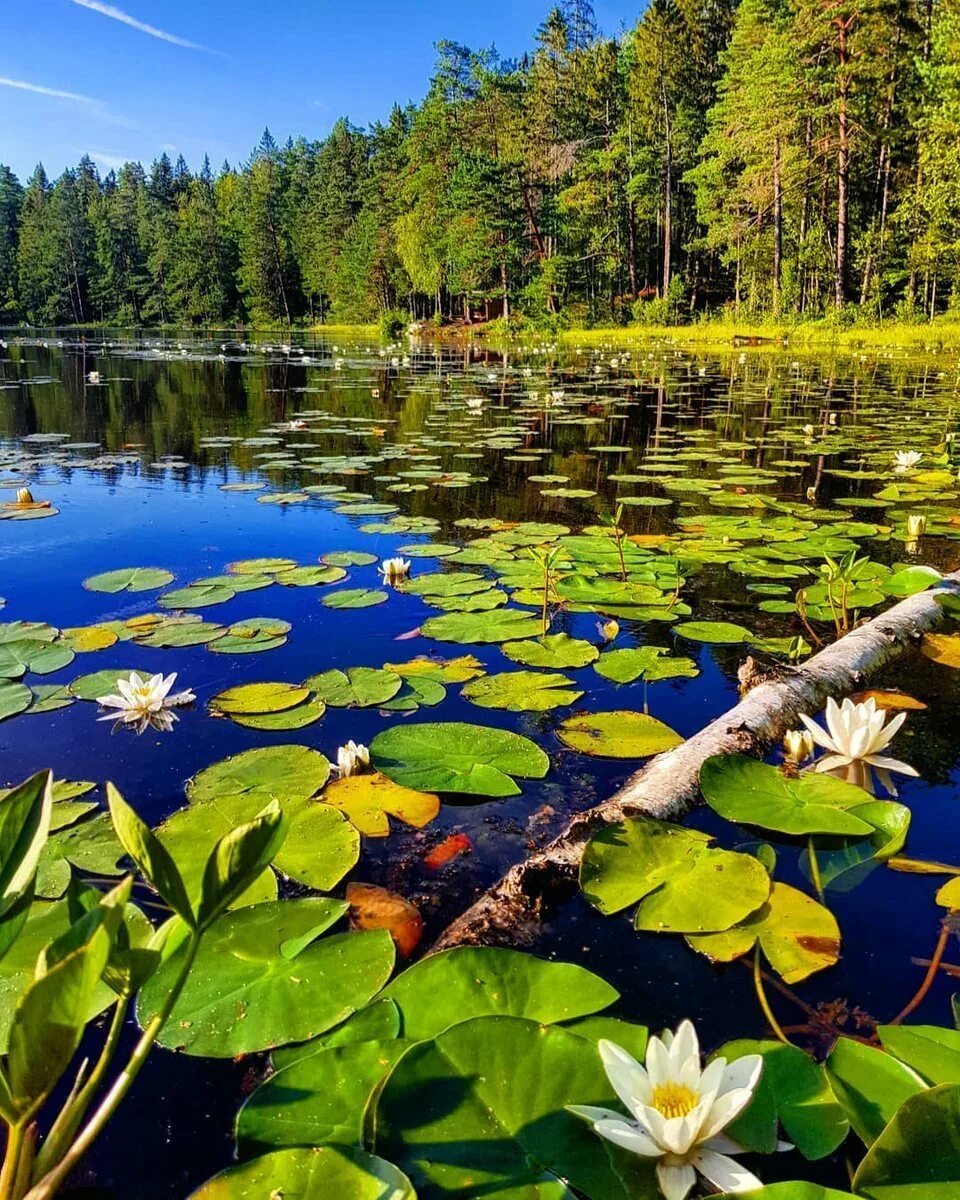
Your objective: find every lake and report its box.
[2,330,960,1196]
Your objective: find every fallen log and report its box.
[432,572,960,952]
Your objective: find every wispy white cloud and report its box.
[69,0,223,55]
[0,76,97,105]
[91,151,133,170]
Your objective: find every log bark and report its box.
[432,573,960,953]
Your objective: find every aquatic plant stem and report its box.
[0,1122,26,1200]
[31,995,131,1182]
[23,939,200,1200]
[807,838,825,902]
[890,917,952,1025]
[753,947,790,1044]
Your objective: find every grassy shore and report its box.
[558,317,960,354]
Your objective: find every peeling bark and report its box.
[431,574,960,953]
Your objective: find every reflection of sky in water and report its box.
[2,332,960,1195]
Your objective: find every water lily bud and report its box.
[906,513,927,538]
[783,728,815,763]
[596,619,619,643]
[379,557,411,584]
[803,424,815,437]
[16,488,34,504]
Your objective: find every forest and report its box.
[1,0,959,330]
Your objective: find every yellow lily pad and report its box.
[60,624,120,653]
[210,682,310,716]
[324,772,440,837]
[921,633,960,668]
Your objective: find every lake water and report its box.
[2,330,960,1195]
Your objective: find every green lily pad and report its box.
[228,558,298,575]
[305,668,402,708]
[854,1084,960,1198]
[159,583,236,609]
[687,881,840,982]
[25,684,75,714]
[421,607,545,645]
[322,551,377,567]
[231,695,327,731]
[187,745,330,806]
[700,756,876,836]
[321,588,389,609]
[139,899,395,1056]
[0,639,75,678]
[382,946,618,1040]
[878,1024,960,1085]
[825,1037,925,1147]
[674,620,753,643]
[374,1015,651,1200]
[581,816,770,933]
[190,1147,416,1199]
[556,711,683,758]
[501,634,599,669]
[279,566,347,587]
[210,682,311,717]
[83,567,175,593]
[0,681,31,721]
[69,668,149,702]
[593,646,699,684]
[371,722,550,797]
[133,619,227,649]
[461,671,583,712]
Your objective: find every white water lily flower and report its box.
[799,696,918,796]
[96,671,195,734]
[905,513,927,538]
[783,728,815,764]
[336,740,370,777]
[893,450,922,472]
[569,1022,764,1200]
[379,557,411,583]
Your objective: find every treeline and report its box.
[2,0,960,329]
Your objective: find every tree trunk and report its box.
[431,573,960,953]
[772,136,783,313]
[661,82,673,297]
[835,18,851,309]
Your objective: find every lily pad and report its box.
[210,682,311,717]
[687,882,840,982]
[321,588,389,609]
[323,772,440,837]
[421,607,543,644]
[371,722,549,797]
[674,620,753,644]
[305,668,402,708]
[138,899,395,1056]
[593,646,699,684]
[556,711,683,758]
[231,695,327,731]
[187,745,330,806]
[854,1084,960,1199]
[501,634,599,669]
[190,1147,416,1199]
[461,671,583,712]
[83,567,174,593]
[581,816,770,933]
[0,681,31,722]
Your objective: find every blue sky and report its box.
[1,0,635,181]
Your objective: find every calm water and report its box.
[3,330,960,1195]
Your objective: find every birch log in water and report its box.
[432,573,960,952]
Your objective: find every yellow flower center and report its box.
[651,1081,699,1120]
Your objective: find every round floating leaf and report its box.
[228,558,298,576]
[421,607,544,644]
[581,816,770,933]
[382,946,618,1040]
[25,685,74,714]
[501,634,599,669]
[238,1040,412,1155]
[374,1015,652,1200]
[737,1187,857,1199]
[689,881,840,982]
[305,668,402,708]
[159,583,236,609]
[716,1039,850,1160]
[878,1024,960,1085]
[133,619,226,649]
[854,1084,960,1199]
[231,695,327,731]
[37,813,127,898]
[674,620,753,644]
[921,632,960,668]
[321,588,389,609]
[187,745,330,806]
[139,899,395,1056]
[68,668,148,702]
[825,1038,925,1147]
[279,566,347,587]
[322,551,377,567]
[461,670,583,712]
[324,772,440,837]
[385,655,485,683]
[210,682,311,717]
[593,647,699,685]
[371,722,549,797]
[700,756,875,837]
[83,567,174,594]
[190,1147,416,1199]
[556,711,683,758]
[0,681,31,722]
[0,639,75,678]
[60,624,119,653]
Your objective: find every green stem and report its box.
[753,946,790,1045]
[32,995,131,1182]
[808,837,825,902]
[0,1122,26,1200]
[24,937,200,1200]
